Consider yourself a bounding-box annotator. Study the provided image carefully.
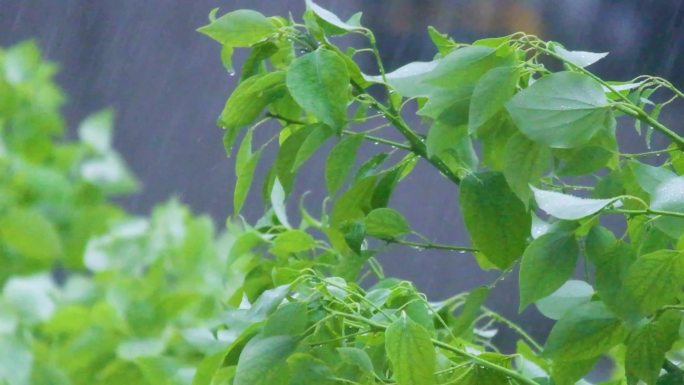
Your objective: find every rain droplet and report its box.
[228,71,236,77]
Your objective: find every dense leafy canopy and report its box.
[4,1,684,385]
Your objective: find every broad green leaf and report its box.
[536,280,594,320]
[503,132,551,206]
[519,230,579,310]
[426,123,477,173]
[532,187,617,220]
[587,236,640,321]
[331,176,377,227]
[325,134,364,194]
[286,49,350,129]
[337,347,375,374]
[269,230,316,256]
[419,45,515,126]
[263,302,308,336]
[451,286,490,337]
[479,113,517,170]
[468,66,519,134]
[305,0,363,34]
[233,335,298,385]
[365,60,438,97]
[650,176,684,238]
[624,249,684,315]
[544,301,627,361]
[626,310,681,385]
[276,125,315,195]
[628,160,676,195]
[198,9,276,46]
[287,353,334,385]
[423,46,512,90]
[551,357,600,385]
[506,72,613,148]
[234,129,261,216]
[220,71,287,130]
[364,208,410,239]
[460,172,531,269]
[555,145,614,176]
[0,208,62,262]
[292,124,334,171]
[427,26,456,56]
[551,43,608,68]
[385,313,436,385]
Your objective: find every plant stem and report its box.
[482,307,544,353]
[387,239,477,253]
[341,130,412,151]
[334,311,539,385]
[610,208,684,219]
[359,90,462,185]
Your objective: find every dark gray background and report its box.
[2,0,683,351]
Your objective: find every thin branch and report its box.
[387,239,477,253]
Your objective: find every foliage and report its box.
[3,1,684,385]
[195,1,684,385]
[0,42,247,385]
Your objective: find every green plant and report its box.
[0,42,251,385]
[194,2,684,384]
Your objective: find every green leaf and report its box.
[365,60,438,97]
[451,286,490,337]
[551,43,608,68]
[337,347,375,374]
[364,208,410,239]
[276,125,315,195]
[532,187,617,220]
[628,160,676,195]
[555,145,614,176]
[419,45,515,126]
[269,230,316,257]
[551,357,599,385]
[287,353,334,385]
[468,66,519,134]
[626,310,681,385]
[503,132,551,206]
[331,175,377,226]
[292,124,334,171]
[385,313,436,385]
[305,0,362,34]
[325,134,364,194]
[460,172,531,269]
[427,26,456,56]
[506,72,614,148]
[519,231,579,311]
[198,9,276,46]
[536,280,594,320]
[220,71,287,130]
[233,335,298,385]
[544,301,627,361]
[624,249,684,315]
[426,123,478,173]
[650,176,684,238]
[286,49,350,129]
[234,129,262,216]
[263,302,308,336]
[0,208,62,262]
